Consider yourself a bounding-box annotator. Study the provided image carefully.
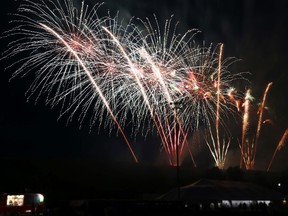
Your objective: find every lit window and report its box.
[7,195,24,206]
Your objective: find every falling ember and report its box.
[267,128,288,172]
[263,119,273,125]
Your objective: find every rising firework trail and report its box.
[204,44,231,169]
[239,89,252,169]
[253,82,273,160]
[215,44,223,155]
[267,128,288,172]
[240,82,272,170]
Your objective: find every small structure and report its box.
[157,179,283,208]
[0,193,45,215]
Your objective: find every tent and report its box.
[157,179,283,203]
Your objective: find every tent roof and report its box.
[157,179,283,201]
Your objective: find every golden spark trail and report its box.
[267,128,288,171]
[40,23,139,163]
[240,89,251,168]
[205,44,230,169]
[215,43,223,160]
[253,82,273,161]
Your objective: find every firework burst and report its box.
[2,0,248,165]
[2,0,141,162]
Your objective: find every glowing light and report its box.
[38,194,44,203]
[7,195,24,206]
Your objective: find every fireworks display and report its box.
[2,0,286,170]
[267,128,288,171]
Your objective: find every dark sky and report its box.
[0,0,288,171]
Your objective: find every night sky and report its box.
[0,0,288,172]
